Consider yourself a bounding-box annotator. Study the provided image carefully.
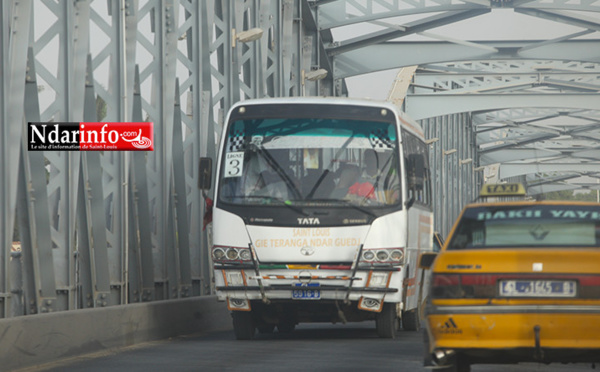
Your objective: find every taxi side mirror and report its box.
[419,252,437,269]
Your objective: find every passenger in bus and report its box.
[346,149,381,202]
[349,149,399,204]
[330,164,360,199]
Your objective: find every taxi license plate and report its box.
[499,279,576,297]
[292,283,320,300]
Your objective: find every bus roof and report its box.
[227,97,424,138]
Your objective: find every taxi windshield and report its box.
[447,204,600,250]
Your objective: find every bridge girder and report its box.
[332,40,600,79]
[406,93,600,121]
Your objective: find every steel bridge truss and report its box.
[0,0,335,318]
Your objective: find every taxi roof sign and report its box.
[479,183,526,198]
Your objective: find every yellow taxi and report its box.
[421,184,600,371]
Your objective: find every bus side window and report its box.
[408,153,425,201]
[402,130,432,207]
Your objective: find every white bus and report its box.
[199,97,433,339]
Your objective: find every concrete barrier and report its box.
[0,296,231,371]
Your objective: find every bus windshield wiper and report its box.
[267,196,308,215]
[310,198,377,217]
[231,195,308,216]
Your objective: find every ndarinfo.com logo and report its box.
[28,122,154,151]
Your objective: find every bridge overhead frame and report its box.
[317,0,600,234]
[1,0,599,320]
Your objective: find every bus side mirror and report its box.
[198,157,212,190]
[419,252,437,269]
[404,195,415,210]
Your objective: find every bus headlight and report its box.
[239,249,251,261]
[361,248,404,263]
[213,246,252,263]
[213,247,226,260]
[390,250,403,262]
[226,248,239,260]
[376,250,389,261]
[362,251,375,261]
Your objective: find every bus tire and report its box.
[232,311,255,340]
[376,303,398,339]
[402,308,420,331]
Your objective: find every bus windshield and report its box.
[447,204,600,249]
[218,117,401,207]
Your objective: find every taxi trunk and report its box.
[427,248,600,364]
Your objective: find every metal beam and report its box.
[405,93,600,121]
[1,0,32,318]
[326,9,490,56]
[333,40,600,78]
[480,148,561,166]
[500,163,600,179]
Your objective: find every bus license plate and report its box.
[499,280,576,297]
[292,283,320,300]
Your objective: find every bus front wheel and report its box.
[402,308,420,331]
[232,311,255,340]
[376,303,398,338]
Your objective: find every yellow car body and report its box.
[424,198,600,370]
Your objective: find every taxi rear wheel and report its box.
[376,303,398,338]
[440,355,470,372]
